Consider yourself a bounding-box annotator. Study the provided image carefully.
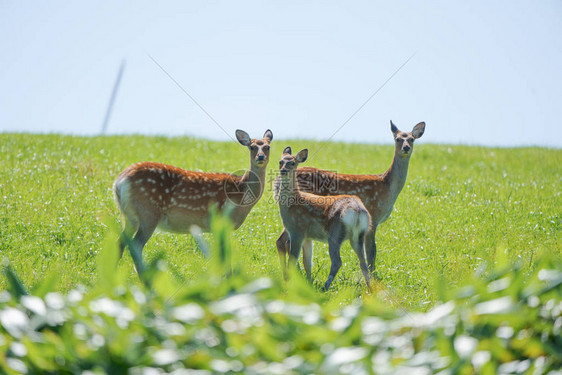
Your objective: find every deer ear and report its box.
[263,129,273,143]
[296,149,308,163]
[283,146,292,155]
[412,122,425,139]
[236,129,252,147]
[390,120,399,137]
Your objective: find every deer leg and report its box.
[302,240,313,282]
[129,215,159,276]
[276,230,290,279]
[287,231,305,275]
[118,214,138,259]
[325,227,345,291]
[351,232,371,290]
[118,233,128,259]
[366,228,377,274]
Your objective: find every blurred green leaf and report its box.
[97,217,120,292]
[2,260,28,299]
[0,214,560,373]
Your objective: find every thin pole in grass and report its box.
[101,59,126,135]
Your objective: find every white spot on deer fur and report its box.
[165,189,169,193]
[341,209,366,232]
[358,212,370,231]
[135,179,144,184]
[115,180,132,209]
[148,179,156,184]
[152,188,156,193]
[181,188,186,193]
[140,187,145,192]
[158,195,162,200]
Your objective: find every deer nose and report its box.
[257,154,265,161]
[403,145,411,152]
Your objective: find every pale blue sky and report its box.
[1,1,561,147]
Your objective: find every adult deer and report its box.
[277,147,372,290]
[275,121,425,278]
[114,129,273,268]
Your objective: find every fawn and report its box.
[114,129,273,266]
[277,147,372,290]
[275,121,425,277]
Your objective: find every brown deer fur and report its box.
[114,129,273,262]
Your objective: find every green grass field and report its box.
[1,133,560,310]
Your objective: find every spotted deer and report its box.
[275,121,425,277]
[114,129,273,266]
[277,147,372,290]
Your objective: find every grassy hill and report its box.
[1,133,560,309]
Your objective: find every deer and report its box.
[113,129,273,270]
[274,121,425,279]
[277,147,372,290]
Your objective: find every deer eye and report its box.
[396,138,401,143]
[263,145,270,151]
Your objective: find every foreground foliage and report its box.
[1,214,561,374]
